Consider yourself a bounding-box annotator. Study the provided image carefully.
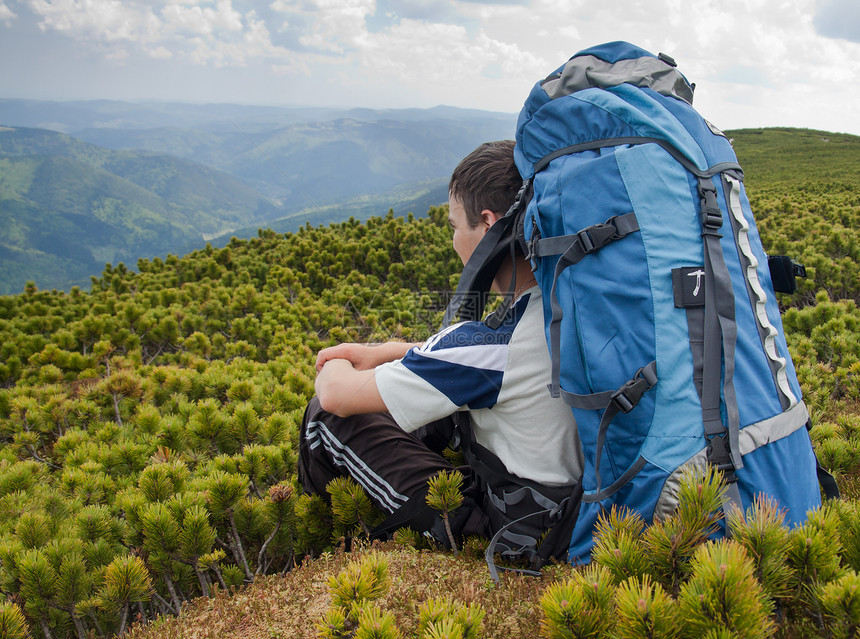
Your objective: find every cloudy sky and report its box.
[1,0,859,134]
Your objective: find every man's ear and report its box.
[480,209,501,232]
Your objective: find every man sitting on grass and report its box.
[298,140,582,562]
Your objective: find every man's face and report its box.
[448,195,496,265]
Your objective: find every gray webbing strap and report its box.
[686,306,705,400]
[553,363,657,499]
[585,362,657,496]
[485,506,560,584]
[546,213,640,398]
[531,212,639,258]
[698,176,743,514]
[532,136,742,179]
[724,483,744,519]
[559,389,615,410]
[485,484,562,513]
[538,211,654,498]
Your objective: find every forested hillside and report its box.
[0,129,857,638]
[75,115,517,203]
[0,102,517,295]
[0,126,282,296]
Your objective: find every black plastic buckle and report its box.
[611,387,636,414]
[701,209,722,230]
[698,180,723,231]
[611,377,644,414]
[605,216,622,240]
[700,192,723,230]
[610,364,658,415]
[706,432,730,461]
[705,432,737,482]
[722,468,738,484]
[579,222,620,255]
[577,228,596,253]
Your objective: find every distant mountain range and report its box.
[0,100,517,295]
[7,100,853,299]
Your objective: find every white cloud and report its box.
[160,0,243,36]
[293,0,375,53]
[357,19,480,80]
[26,0,160,42]
[190,7,295,67]
[3,0,860,134]
[262,1,546,107]
[181,11,291,66]
[22,0,291,66]
[260,0,546,105]
[149,45,173,59]
[461,0,860,133]
[0,2,16,25]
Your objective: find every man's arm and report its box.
[315,358,387,417]
[315,341,420,372]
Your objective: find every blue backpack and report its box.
[444,41,833,564]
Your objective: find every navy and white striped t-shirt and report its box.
[376,287,582,487]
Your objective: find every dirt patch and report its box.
[128,542,569,638]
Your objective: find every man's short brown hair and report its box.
[448,140,522,228]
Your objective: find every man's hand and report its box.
[315,342,419,372]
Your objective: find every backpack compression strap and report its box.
[697,176,744,512]
[541,212,641,401]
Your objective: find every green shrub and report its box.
[539,564,615,638]
[677,541,774,638]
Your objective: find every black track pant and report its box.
[298,397,457,521]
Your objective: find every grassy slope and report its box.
[125,128,860,638]
[727,128,860,190]
[0,127,855,638]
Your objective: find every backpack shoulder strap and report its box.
[441,181,532,328]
